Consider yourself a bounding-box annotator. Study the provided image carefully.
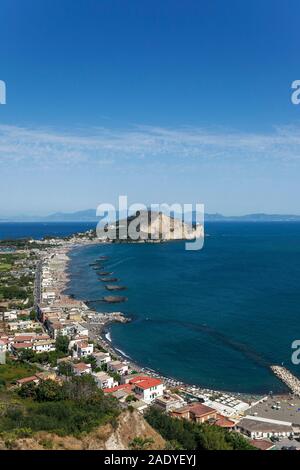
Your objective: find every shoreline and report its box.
[60,240,289,403]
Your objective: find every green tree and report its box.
[19,349,36,362]
[18,382,37,399]
[29,310,36,321]
[35,380,63,402]
[57,361,74,377]
[55,334,69,355]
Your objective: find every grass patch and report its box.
[0,263,12,272]
[0,360,38,385]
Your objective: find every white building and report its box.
[92,371,116,389]
[93,351,111,367]
[0,339,8,353]
[237,416,294,439]
[32,340,56,354]
[72,362,92,376]
[131,377,164,404]
[74,341,94,359]
[108,360,129,376]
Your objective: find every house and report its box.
[0,339,8,353]
[154,392,186,412]
[108,360,129,376]
[214,414,236,428]
[169,405,190,420]
[2,311,18,321]
[120,371,140,384]
[75,323,89,337]
[16,375,40,387]
[93,351,111,367]
[171,403,218,424]
[236,416,294,439]
[188,403,218,423]
[7,320,37,331]
[74,341,94,359]
[13,334,35,344]
[11,342,33,354]
[130,376,164,404]
[249,439,275,450]
[104,383,133,395]
[92,371,116,389]
[32,339,56,354]
[72,362,92,376]
[47,321,76,339]
[130,400,149,414]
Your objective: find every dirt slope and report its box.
[0,410,165,450]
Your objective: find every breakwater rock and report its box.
[103,295,128,303]
[105,285,127,291]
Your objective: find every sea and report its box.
[2,221,300,394]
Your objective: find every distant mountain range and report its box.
[1,209,300,223]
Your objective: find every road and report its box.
[34,258,42,310]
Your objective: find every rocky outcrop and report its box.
[102,210,203,242]
[0,411,165,450]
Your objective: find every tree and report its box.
[19,349,36,362]
[29,310,36,321]
[62,374,100,402]
[18,382,37,399]
[57,361,74,377]
[35,380,63,402]
[125,394,137,403]
[55,334,69,355]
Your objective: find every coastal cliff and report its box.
[102,210,203,242]
[0,410,165,450]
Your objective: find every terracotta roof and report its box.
[189,403,216,417]
[131,377,163,390]
[13,335,34,342]
[12,342,32,349]
[16,376,39,385]
[104,383,133,393]
[73,362,91,371]
[214,414,235,428]
[249,439,275,450]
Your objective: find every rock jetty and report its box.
[105,285,126,291]
[103,295,128,303]
[271,365,300,396]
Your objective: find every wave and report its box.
[115,347,131,359]
[105,331,112,342]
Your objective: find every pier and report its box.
[271,365,300,396]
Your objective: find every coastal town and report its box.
[1,232,300,450]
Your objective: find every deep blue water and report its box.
[0,222,96,240]
[2,221,300,394]
[65,222,300,394]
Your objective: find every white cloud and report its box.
[0,123,299,167]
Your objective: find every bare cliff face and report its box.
[103,210,204,242]
[0,411,165,450]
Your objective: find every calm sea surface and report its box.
[0,222,96,240]
[2,221,300,394]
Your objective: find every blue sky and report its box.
[0,0,300,216]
